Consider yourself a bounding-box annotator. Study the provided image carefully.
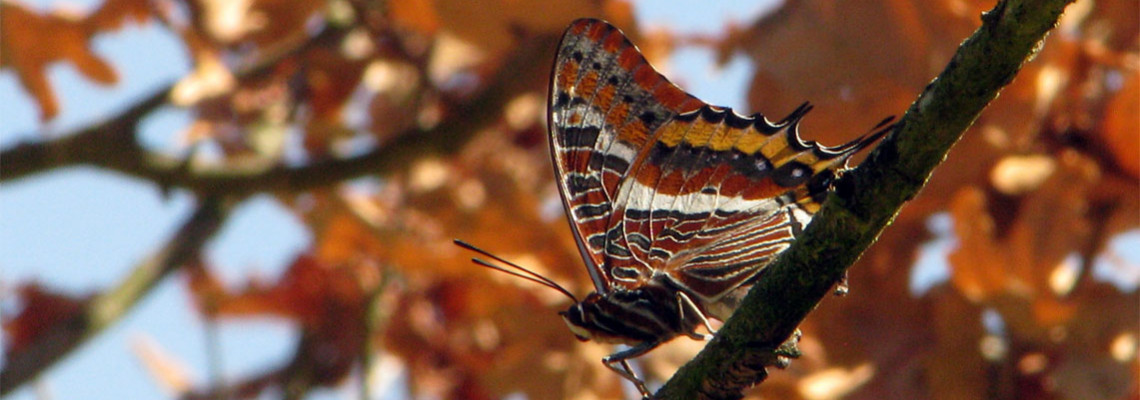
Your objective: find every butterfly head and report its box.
[558,293,639,344]
[559,286,685,346]
[559,294,603,342]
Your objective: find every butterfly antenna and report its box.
[453,239,579,303]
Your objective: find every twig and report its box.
[0,198,234,394]
[655,0,1077,398]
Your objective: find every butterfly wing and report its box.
[548,18,703,293]
[550,18,890,300]
[618,102,888,312]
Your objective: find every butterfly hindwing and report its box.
[612,99,877,303]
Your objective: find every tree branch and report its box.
[1,24,343,185]
[656,0,1076,398]
[1,30,559,198]
[0,198,234,394]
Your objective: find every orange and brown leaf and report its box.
[1101,70,1139,178]
[188,254,376,329]
[0,0,152,121]
[88,0,152,31]
[391,0,614,56]
[1,3,116,121]
[2,284,90,357]
[184,253,378,394]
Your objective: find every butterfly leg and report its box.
[616,359,651,399]
[603,341,661,398]
[675,291,715,340]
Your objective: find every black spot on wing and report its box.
[639,112,658,126]
[772,161,812,187]
[554,92,570,109]
[603,153,631,173]
[573,203,612,219]
[627,233,651,252]
[558,126,602,148]
[606,239,632,258]
[729,150,772,180]
[649,248,671,260]
[566,174,601,194]
[612,267,640,280]
[587,152,631,174]
[587,233,606,249]
[623,208,649,220]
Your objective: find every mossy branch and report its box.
[0,198,233,395]
[656,0,1076,398]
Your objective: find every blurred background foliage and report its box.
[1,0,1137,399]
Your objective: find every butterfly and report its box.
[457,18,892,397]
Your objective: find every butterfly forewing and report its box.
[549,19,702,293]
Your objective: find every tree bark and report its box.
[656,0,1077,398]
